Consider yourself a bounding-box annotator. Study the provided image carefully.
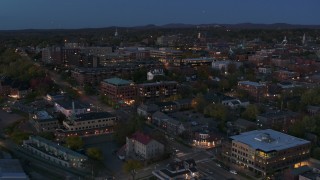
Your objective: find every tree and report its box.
[219,79,230,92]
[192,93,207,113]
[86,147,103,161]
[204,104,227,121]
[227,63,237,75]
[113,114,145,145]
[133,68,147,83]
[38,132,55,141]
[312,147,320,160]
[84,84,96,95]
[65,136,84,150]
[123,160,143,180]
[241,104,259,121]
[11,131,30,145]
[288,120,305,138]
[56,113,66,125]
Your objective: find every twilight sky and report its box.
[0,0,319,30]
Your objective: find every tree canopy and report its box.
[241,104,260,121]
[65,136,84,150]
[86,147,103,161]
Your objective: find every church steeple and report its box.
[114,28,118,37]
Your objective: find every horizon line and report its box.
[1,22,320,31]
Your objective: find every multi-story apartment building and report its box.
[137,81,177,100]
[42,46,62,64]
[71,67,115,86]
[273,70,298,81]
[23,136,87,168]
[57,112,116,137]
[62,47,81,66]
[150,48,182,60]
[31,111,59,132]
[212,60,242,71]
[80,46,112,56]
[229,129,310,177]
[117,47,151,60]
[152,111,185,135]
[256,110,299,132]
[248,49,273,66]
[126,131,164,160]
[100,77,136,106]
[156,35,178,46]
[237,81,266,101]
[181,57,215,66]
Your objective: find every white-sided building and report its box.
[56,112,117,137]
[126,131,164,160]
[147,69,165,81]
[23,136,87,168]
[31,111,59,132]
[54,100,90,118]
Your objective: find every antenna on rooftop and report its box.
[70,100,76,123]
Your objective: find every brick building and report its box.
[100,77,136,106]
[238,81,266,101]
[256,110,299,132]
[137,81,177,100]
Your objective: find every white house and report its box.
[126,131,164,160]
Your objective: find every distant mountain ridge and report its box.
[1,23,320,32]
[158,23,320,29]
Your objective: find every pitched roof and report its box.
[130,131,153,145]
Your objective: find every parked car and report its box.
[229,170,237,175]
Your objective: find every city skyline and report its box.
[1,0,320,30]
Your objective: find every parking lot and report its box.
[0,110,24,133]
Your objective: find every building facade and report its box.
[100,77,136,106]
[23,136,87,168]
[238,81,266,101]
[71,67,114,86]
[54,100,90,118]
[256,111,299,132]
[137,81,177,100]
[31,111,59,132]
[126,131,164,160]
[57,112,116,137]
[229,129,311,177]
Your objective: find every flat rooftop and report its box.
[139,81,177,86]
[30,136,87,159]
[55,100,89,109]
[230,129,310,152]
[103,77,132,86]
[183,57,215,61]
[76,112,115,121]
[35,111,53,120]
